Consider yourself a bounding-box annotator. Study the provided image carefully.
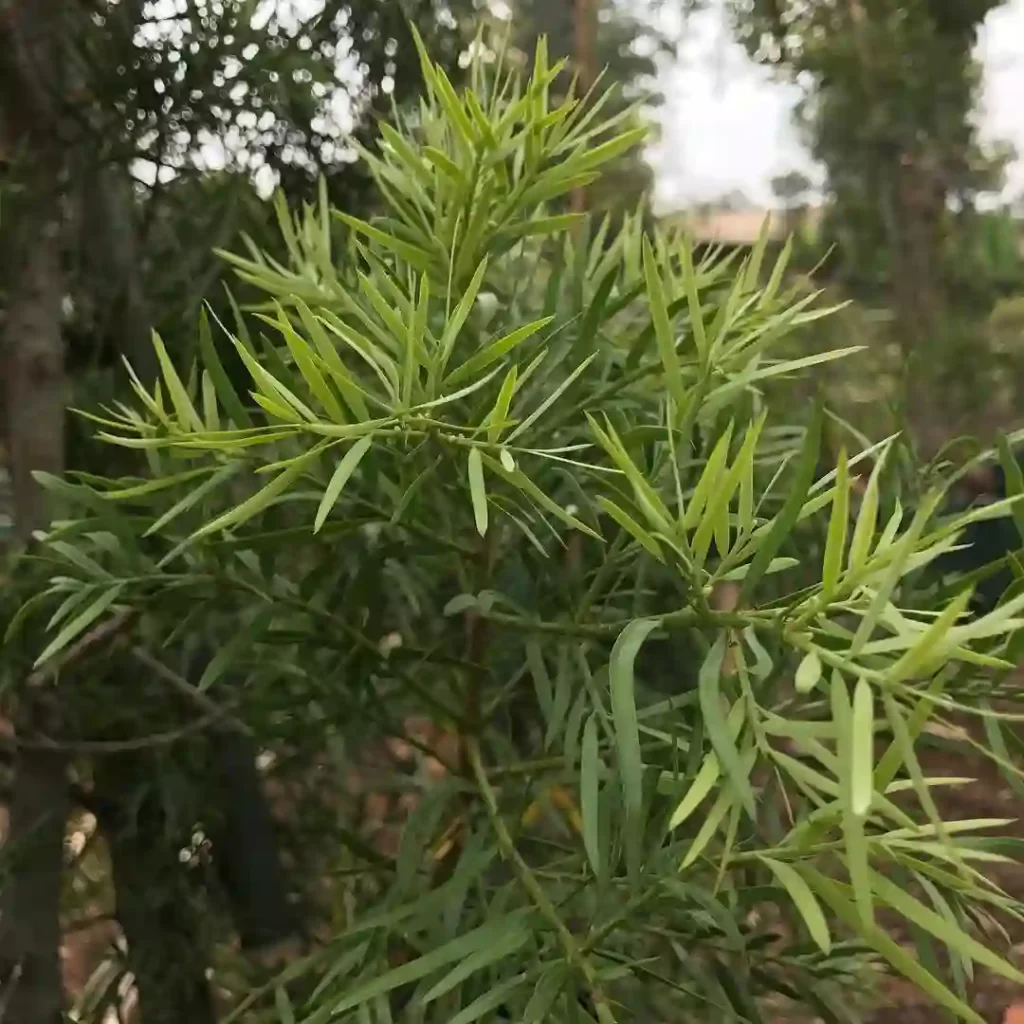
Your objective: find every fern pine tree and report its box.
[15,31,1024,1024]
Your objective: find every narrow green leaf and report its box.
[580,713,602,877]
[699,637,756,817]
[147,462,241,538]
[468,447,488,537]
[850,678,874,817]
[198,306,251,427]
[795,651,822,695]
[438,257,489,377]
[642,236,686,411]
[34,585,125,668]
[803,869,986,1024]
[445,316,553,389]
[668,752,721,831]
[871,870,1024,984]
[596,497,664,560]
[487,366,518,443]
[152,331,203,431]
[832,671,873,928]
[448,973,530,1024]
[739,402,822,602]
[315,436,374,533]
[668,699,745,830]
[481,453,601,539]
[678,238,708,363]
[328,917,522,1016]
[333,211,432,271]
[294,300,370,421]
[999,437,1024,542]
[759,857,832,953]
[849,447,885,570]
[822,448,850,596]
[609,619,658,821]
[421,915,531,1004]
[191,453,314,543]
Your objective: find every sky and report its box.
[649,0,1024,211]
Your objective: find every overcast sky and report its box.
[649,0,1024,211]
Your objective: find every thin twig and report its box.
[26,607,137,688]
[466,738,617,1024]
[2,712,223,754]
[130,646,252,736]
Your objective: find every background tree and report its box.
[727,0,1015,449]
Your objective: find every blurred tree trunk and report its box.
[93,756,216,1024]
[210,732,303,962]
[0,2,71,1021]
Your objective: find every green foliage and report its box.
[502,0,674,216]
[731,0,1009,303]
[18,32,1024,1023]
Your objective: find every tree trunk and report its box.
[0,3,71,1020]
[210,733,303,961]
[94,756,216,1024]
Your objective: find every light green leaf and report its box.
[642,236,686,411]
[739,402,822,602]
[609,618,658,822]
[832,671,873,929]
[152,331,203,432]
[487,366,518,443]
[822,448,850,596]
[315,435,374,534]
[191,453,314,543]
[758,857,832,953]
[850,678,875,817]
[795,650,822,694]
[34,584,125,668]
[445,317,554,390]
[596,497,664,560]
[437,257,489,376]
[468,447,488,537]
[849,446,885,569]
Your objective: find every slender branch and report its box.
[467,738,616,1024]
[2,713,223,754]
[130,647,252,736]
[481,605,761,639]
[25,606,136,688]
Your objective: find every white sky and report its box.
[649,0,1024,211]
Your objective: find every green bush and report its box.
[19,33,1024,1024]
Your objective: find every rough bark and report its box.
[0,3,72,1021]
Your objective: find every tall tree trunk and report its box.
[0,3,71,1021]
[210,732,303,962]
[570,0,596,215]
[93,756,216,1024]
